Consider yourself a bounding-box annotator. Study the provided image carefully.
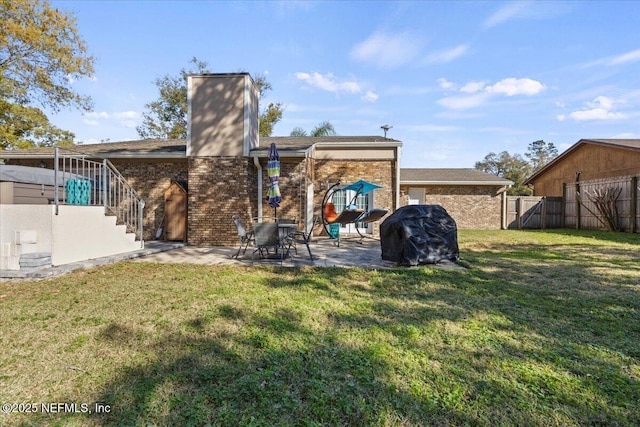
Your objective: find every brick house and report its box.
[1,73,514,248]
[399,168,512,229]
[2,73,401,246]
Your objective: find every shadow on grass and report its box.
[81,316,478,426]
[39,235,639,426]
[541,228,640,246]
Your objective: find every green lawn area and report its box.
[1,230,638,426]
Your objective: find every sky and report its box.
[48,0,640,168]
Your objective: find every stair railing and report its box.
[54,147,145,247]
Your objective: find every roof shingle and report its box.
[0,136,401,159]
[401,168,512,185]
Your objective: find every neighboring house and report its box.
[400,168,513,229]
[1,73,402,249]
[524,139,640,196]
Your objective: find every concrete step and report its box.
[19,252,52,270]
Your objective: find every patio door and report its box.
[332,188,373,234]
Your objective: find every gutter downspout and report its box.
[395,146,401,211]
[253,156,263,219]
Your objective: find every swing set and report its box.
[321,179,388,245]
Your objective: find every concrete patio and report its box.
[131,238,402,268]
[0,237,463,280]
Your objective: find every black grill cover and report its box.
[380,205,459,266]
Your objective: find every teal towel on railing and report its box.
[65,179,92,205]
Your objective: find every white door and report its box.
[408,188,424,205]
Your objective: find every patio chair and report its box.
[284,216,318,261]
[232,215,254,259]
[251,221,286,265]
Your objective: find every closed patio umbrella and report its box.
[266,142,281,217]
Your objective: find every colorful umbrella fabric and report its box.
[266,143,281,210]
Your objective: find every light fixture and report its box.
[381,124,393,138]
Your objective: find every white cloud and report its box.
[437,77,545,110]
[485,78,546,96]
[437,78,455,90]
[350,31,422,68]
[85,111,110,119]
[565,96,627,121]
[295,72,361,95]
[609,48,640,65]
[437,92,491,110]
[483,1,569,29]
[483,1,531,28]
[460,81,486,94]
[423,44,469,64]
[361,90,379,103]
[82,110,141,128]
[113,111,140,120]
[569,109,625,121]
[583,48,640,68]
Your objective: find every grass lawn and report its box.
[1,229,638,426]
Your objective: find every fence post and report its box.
[631,176,638,234]
[561,185,565,227]
[517,197,522,229]
[541,197,547,229]
[501,191,507,230]
[575,181,581,230]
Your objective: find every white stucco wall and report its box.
[0,205,53,269]
[0,205,140,269]
[51,205,139,266]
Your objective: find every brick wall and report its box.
[188,157,255,245]
[109,160,188,241]
[400,185,504,229]
[256,158,309,224]
[314,159,395,236]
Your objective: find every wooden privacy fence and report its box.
[506,196,563,229]
[564,175,639,233]
[506,174,639,232]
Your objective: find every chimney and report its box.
[187,73,259,157]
